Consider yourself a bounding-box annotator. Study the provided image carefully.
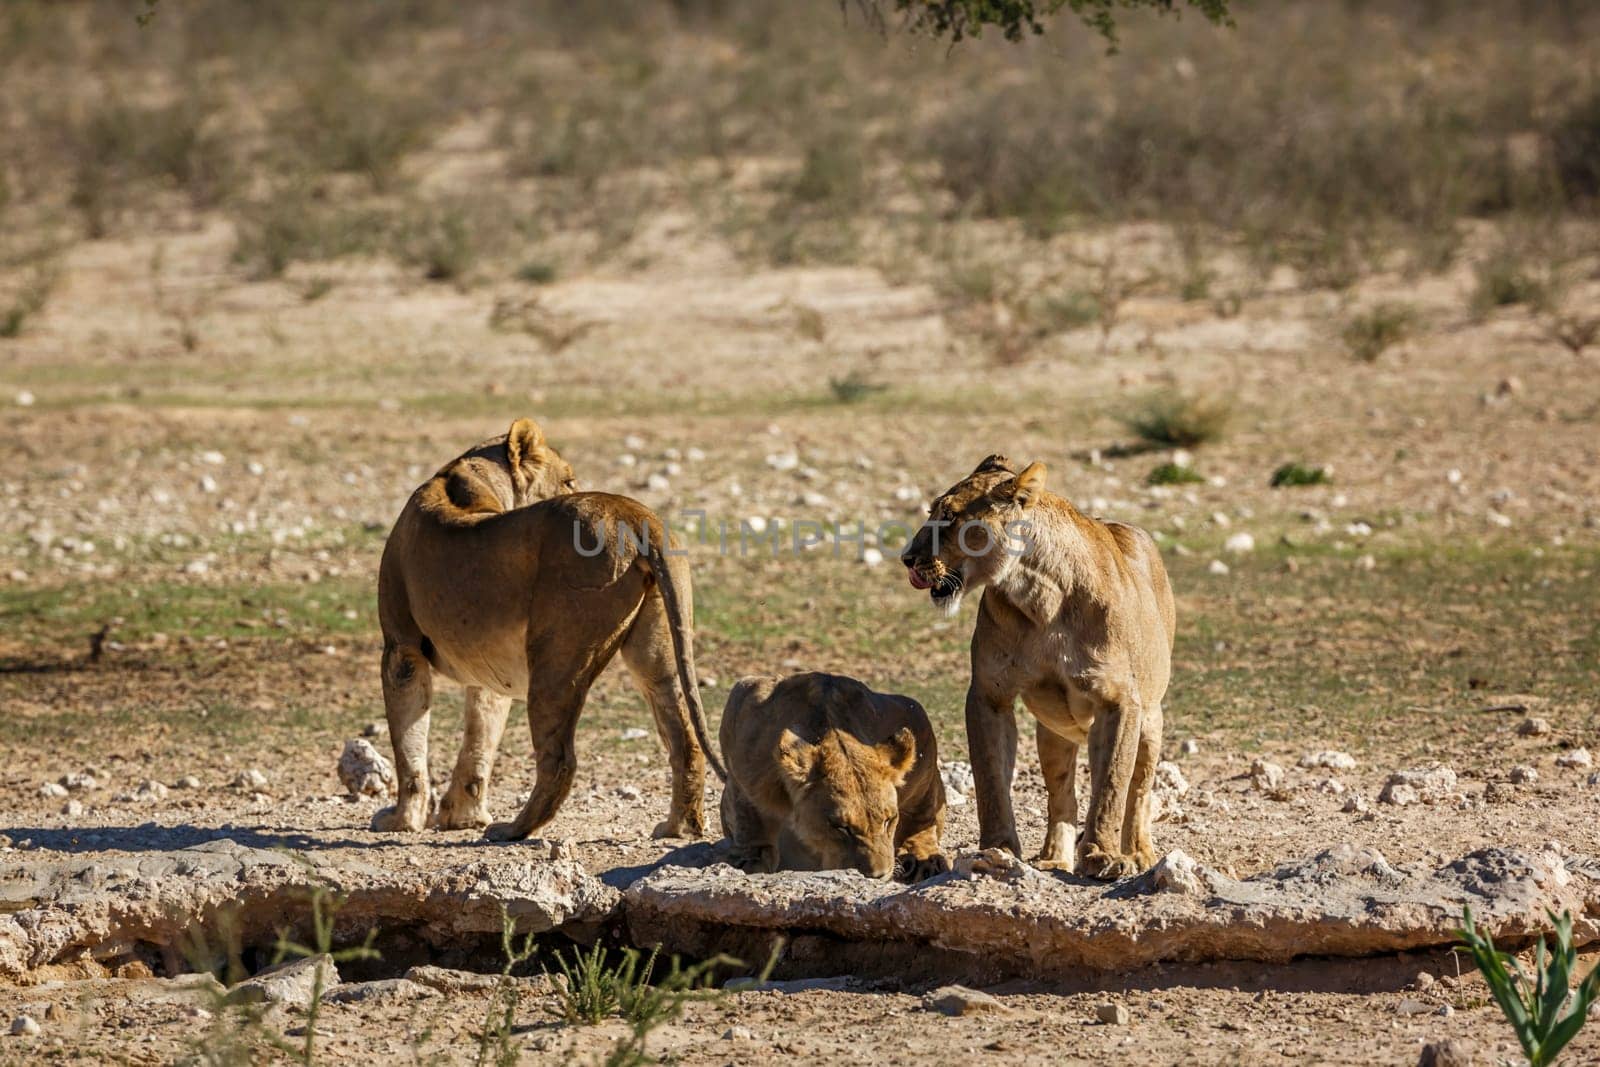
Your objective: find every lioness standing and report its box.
[900,455,1175,879]
[375,418,723,842]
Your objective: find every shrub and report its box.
[1550,87,1600,205]
[1121,390,1232,448]
[1270,462,1332,488]
[274,63,432,190]
[828,370,888,403]
[1146,462,1204,486]
[1341,303,1416,363]
[232,186,388,279]
[401,201,477,283]
[516,260,558,285]
[0,260,57,339]
[787,129,868,209]
[1471,243,1551,315]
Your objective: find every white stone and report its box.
[1379,765,1456,805]
[1178,738,1199,757]
[1516,717,1551,736]
[1210,512,1230,527]
[9,1015,41,1036]
[1508,765,1538,785]
[940,761,975,799]
[1249,758,1286,795]
[1224,532,1255,554]
[14,391,35,408]
[232,768,269,791]
[645,472,670,492]
[620,728,650,741]
[765,451,800,472]
[1207,559,1229,575]
[337,739,395,798]
[38,782,68,798]
[861,547,884,567]
[1300,751,1357,771]
[1556,748,1592,770]
[199,450,225,466]
[1095,1002,1130,1025]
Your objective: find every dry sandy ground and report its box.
[3,212,1599,1064]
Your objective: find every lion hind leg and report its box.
[1034,722,1079,870]
[620,595,706,839]
[1121,703,1162,869]
[373,641,433,833]
[437,686,511,830]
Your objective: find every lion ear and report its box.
[777,733,817,789]
[971,453,1013,477]
[997,461,1046,508]
[881,726,917,785]
[506,418,545,469]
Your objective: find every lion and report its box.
[718,671,948,881]
[374,417,724,842]
[899,454,1175,880]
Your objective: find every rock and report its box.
[619,728,650,742]
[361,721,382,738]
[337,739,396,798]
[1556,748,1592,770]
[940,761,974,800]
[230,955,342,1009]
[61,799,83,817]
[722,1026,755,1040]
[38,782,68,799]
[1315,777,1346,795]
[0,842,619,981]
[1418,1038,1475,1067]
[1207,559,1230,575]
[232,769,268,791]
[1485,781,1517,804]
[60,772,99,793]
[323,978,438,1004]
[1516,717,1551,737]
[624,844,1600,978]
[1134,850,1216,896]
[922,985,1006,1016]
[1590,772,1600,788]
[616,784,642,801]
[15,390,36,407]
[1343,794,1370,814]
[1249,758,1286,796]
[1508,765,1538,785]
[1412,971,1436,990]
[1379,765,1456,805]
[174,775,202,790]
[1178,739,1199,757]
[1151,762,1189,821]
[405,965,503,994]
[1224,532,1255,554]
[9,1015,41,1037]
[861,547,884,567]
[765,451,799,472]
[1095,1002,1130,1025]
[1300,751,1357,771]
[1396,997,1433,1015]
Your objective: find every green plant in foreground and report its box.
[476,909,539,1067]
[1270,462,1332,488]
[1146,462,1205,486]
[1457,906,1599,1066]
[270,885,381,1065]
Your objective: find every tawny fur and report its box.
[901,454,1175,880]
[374,418,723,843]
[718,672,948,881]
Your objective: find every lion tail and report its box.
[646,530,727,782]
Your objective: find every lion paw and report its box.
[435,794,491,831]
[1076,846,1142,881]
[482,821,525,843]
[652,815,705,840]
[1033,854,1076,873]
[371,805,428,833]
[898,852,950,883]
[726,845,774,874]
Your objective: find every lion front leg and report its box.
[373,641,434,833]
[1077,696,1145,880]
[436,687,511,831]
[719,781,777,873]
[964,682,1022,857]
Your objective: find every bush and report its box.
[1341,304,1416,363]
[401,201,477,283]
[1146,462,1205,486]
[828,370,888,403]
[232,186,388,279]
[1122,390,1232,448]
[1270,462,1331,488]
[65,94,232,235]
[274,63,432,190]
[1550,87,1600,205]
[1471,243,1552,315]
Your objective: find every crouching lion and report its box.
[718,671,948,881]
[375,417,724,842]
[900,454,1175,880]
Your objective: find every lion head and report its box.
[776,726,918,879]
[434,417,578,516]
[899,453,1046,615]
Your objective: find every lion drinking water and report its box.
[718,671,948,881]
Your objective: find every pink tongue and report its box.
[907,568,932,590]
